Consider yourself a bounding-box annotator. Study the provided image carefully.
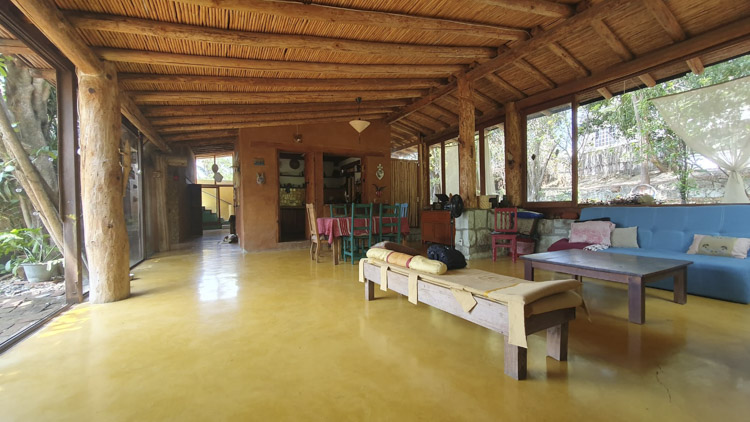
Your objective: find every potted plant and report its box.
[0,228,62,282]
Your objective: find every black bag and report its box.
[427,244,467,270]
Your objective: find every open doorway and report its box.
[196,154,234,232]
[279,152,306,242]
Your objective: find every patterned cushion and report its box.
[687,234,750,259]
[569,221,615,246]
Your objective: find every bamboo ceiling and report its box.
[2,0,750,154]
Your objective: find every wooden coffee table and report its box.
[521,249,692,324]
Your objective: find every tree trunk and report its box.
[5,59,59,199]
[78,61,130,303]
[457,77,477,208]
[0,97,64,251]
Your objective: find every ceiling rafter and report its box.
[130,90,426,104]
[179,0,529,41]
[143,100,409,117]
[644,0,706,75]
[67,12,497,60]
[473,0,573,18]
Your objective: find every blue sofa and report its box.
[579,205,750,304]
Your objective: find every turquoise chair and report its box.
[378,203,402,243]
[330,204,348,218]
[342,203,373,264]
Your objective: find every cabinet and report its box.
[279,207,306,242]
[421,210,453,246]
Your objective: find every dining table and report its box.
[316,216,410,265]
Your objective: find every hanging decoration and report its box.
[349,97,370,141]
[212,156,224,183]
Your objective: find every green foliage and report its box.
[0,228,61,275]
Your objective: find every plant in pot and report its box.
[0,228,62,282]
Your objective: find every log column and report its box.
[457,77,477,209]
[418,137,430,210]
[78,61,130,303]
[504,102,524,206]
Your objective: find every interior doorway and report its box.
[195,154,235,231]
[323,154,361,206]
[279,152,306,242]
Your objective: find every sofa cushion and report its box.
[570,221,615,245]
[611,227,639,248]
[686,234,750,259]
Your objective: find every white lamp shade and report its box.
[349,119,371,133]
[213,172,224,183]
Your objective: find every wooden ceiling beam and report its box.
[151,108,395,126]
[484,72,526,99]
[638,73,657,87]
[67,12,497,60]
[472,0,573,18]
[144,100,409,116]
[548,41,589,77]
[472,90,502,113]
[597,87,613,99]
[131,90,425,104]
[388,0,631,122]
[643,0,706,76]
[96,48,464,77]
[591,18,634,62]
[119,74,444,91]
[179,0,529,41]
[413,111,451,130]
[0,38,35,55]
[513,58,556,88]
[399,118,435,135]
[186,137,237,147]
[164,129,239,142]
[157,113,387,133]
[425,103,459,121]
[390,124,419,140]
[120,94,171,151]
[517,16,750,109]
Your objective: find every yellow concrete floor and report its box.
[1,233,749,421]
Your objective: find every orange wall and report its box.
[237,120,390,251]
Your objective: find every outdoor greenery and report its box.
[196,155,233,183]
[0,228,61,275]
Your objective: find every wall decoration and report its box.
[257,172,265,185]
[375,163,385,180]
[254,158,265,166]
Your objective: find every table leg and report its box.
[503,335,528,380]
[524,261,534,281]
[546,322,569,361]
[673,269,687,305]
[628,276,645,324]
[365,279,375,301]
[332,238,340,265]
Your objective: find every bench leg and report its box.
[524,260,534,281]
[673,269,687,305]
[546,322,569,361]
[365,279,375,301]
[503,335,528,380]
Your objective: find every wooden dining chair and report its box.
[378,203,402,243]
[342,203,373,264]
[306,203,324,263]
[491,208,519,262]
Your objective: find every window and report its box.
[485,124,506,196]
[196,155,233,184]
[428,143,442,202]
[526,104,573,202]
[444,139,460,196]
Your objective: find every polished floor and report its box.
[1,233,748,421]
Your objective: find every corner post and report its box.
[457,77,477,208]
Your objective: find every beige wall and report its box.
[237,120,390,251]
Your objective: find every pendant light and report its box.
[349,97,370,136]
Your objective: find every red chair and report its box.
[491,208,519,262]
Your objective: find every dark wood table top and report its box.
[520,249,692,277]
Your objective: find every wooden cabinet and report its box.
[421,210,453,246]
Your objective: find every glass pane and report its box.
[196,155,233,185]
[122,127,143,266]
[485,123,505,196]
[429,143,442,202]
[444,139,460,196]
[526,104,573,202]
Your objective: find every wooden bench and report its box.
[361,261,578,380]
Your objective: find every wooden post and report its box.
[457,77,477,209]
[504,102,524,206]
[78,61,131,303]
[418,136,430,209]
[154,154,170,252]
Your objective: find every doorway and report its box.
[278,152,306,242]
[323,154,361,206]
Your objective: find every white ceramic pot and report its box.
[20,263,55,283]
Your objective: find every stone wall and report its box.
[537,219,574,252]
[454,209,493,259]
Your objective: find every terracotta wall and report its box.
[236,120,390,251]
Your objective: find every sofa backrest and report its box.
[579,205,750,252]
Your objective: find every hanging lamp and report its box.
[212,156,224,183]
[349,97,370,134]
